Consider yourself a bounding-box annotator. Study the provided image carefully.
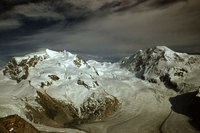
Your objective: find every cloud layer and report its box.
[0,0,189,30]
[0,0,200,66]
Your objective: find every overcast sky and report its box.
[0,0,200,66]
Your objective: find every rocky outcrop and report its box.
[77,79,92,89]
[25,91,119,127]
[48,75,60,81]
[73,56,88,68]
[80,92,119,122]
[3,58,29,83]
[3,55,46,83]
[25,91,80,127]
[0,114,40,133]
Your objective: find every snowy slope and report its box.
[0,49,139,128]
[0,46,200,133]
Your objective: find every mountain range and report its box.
[0,46,200,133]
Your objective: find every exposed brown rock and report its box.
[18,59,28,66]
[148,78,157,83]
[0,114,39,133]
[80,92,120,122]
[25,91,119,127]
[174,53,184,62]
[73,60,81,67]
[77,80,92,89]
[174,68,188,77]
[27,56,41,67]
[48,75,60,81]
[186,56,198,65]
[26,91,79,127]
[3,58,29,83]
[93,67,100,76]
[2,56,44,83]
[77,56,87,65]
[94,81,99,86]
[73,56,88,68]
[174,72,184,77]
[40,81,52,88]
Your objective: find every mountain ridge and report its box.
[120,46,200,93]
[0,46,200,133]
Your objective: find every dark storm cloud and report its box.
[0,0,200,66]
[0,0,95,31]
[0,0,190,30]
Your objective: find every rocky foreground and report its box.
[0,115,40,133]
[0,46,200,133]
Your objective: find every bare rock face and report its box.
[73,56,88,68]
[0,114,39,133]
[80,92,119,122]
[25,91,79,128]
[121,46,200,93]
[25,91,119,127]
[3,58,29,83]
[3,55,46,83]
[48,75,60,81]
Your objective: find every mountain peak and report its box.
[120,46,200,92]
[2,49,85,83]
[1,49,127,123]
[154,45,173,51]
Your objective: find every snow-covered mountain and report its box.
[121,46,200,93]
[0,49,126,126]
[0,46,200,133]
